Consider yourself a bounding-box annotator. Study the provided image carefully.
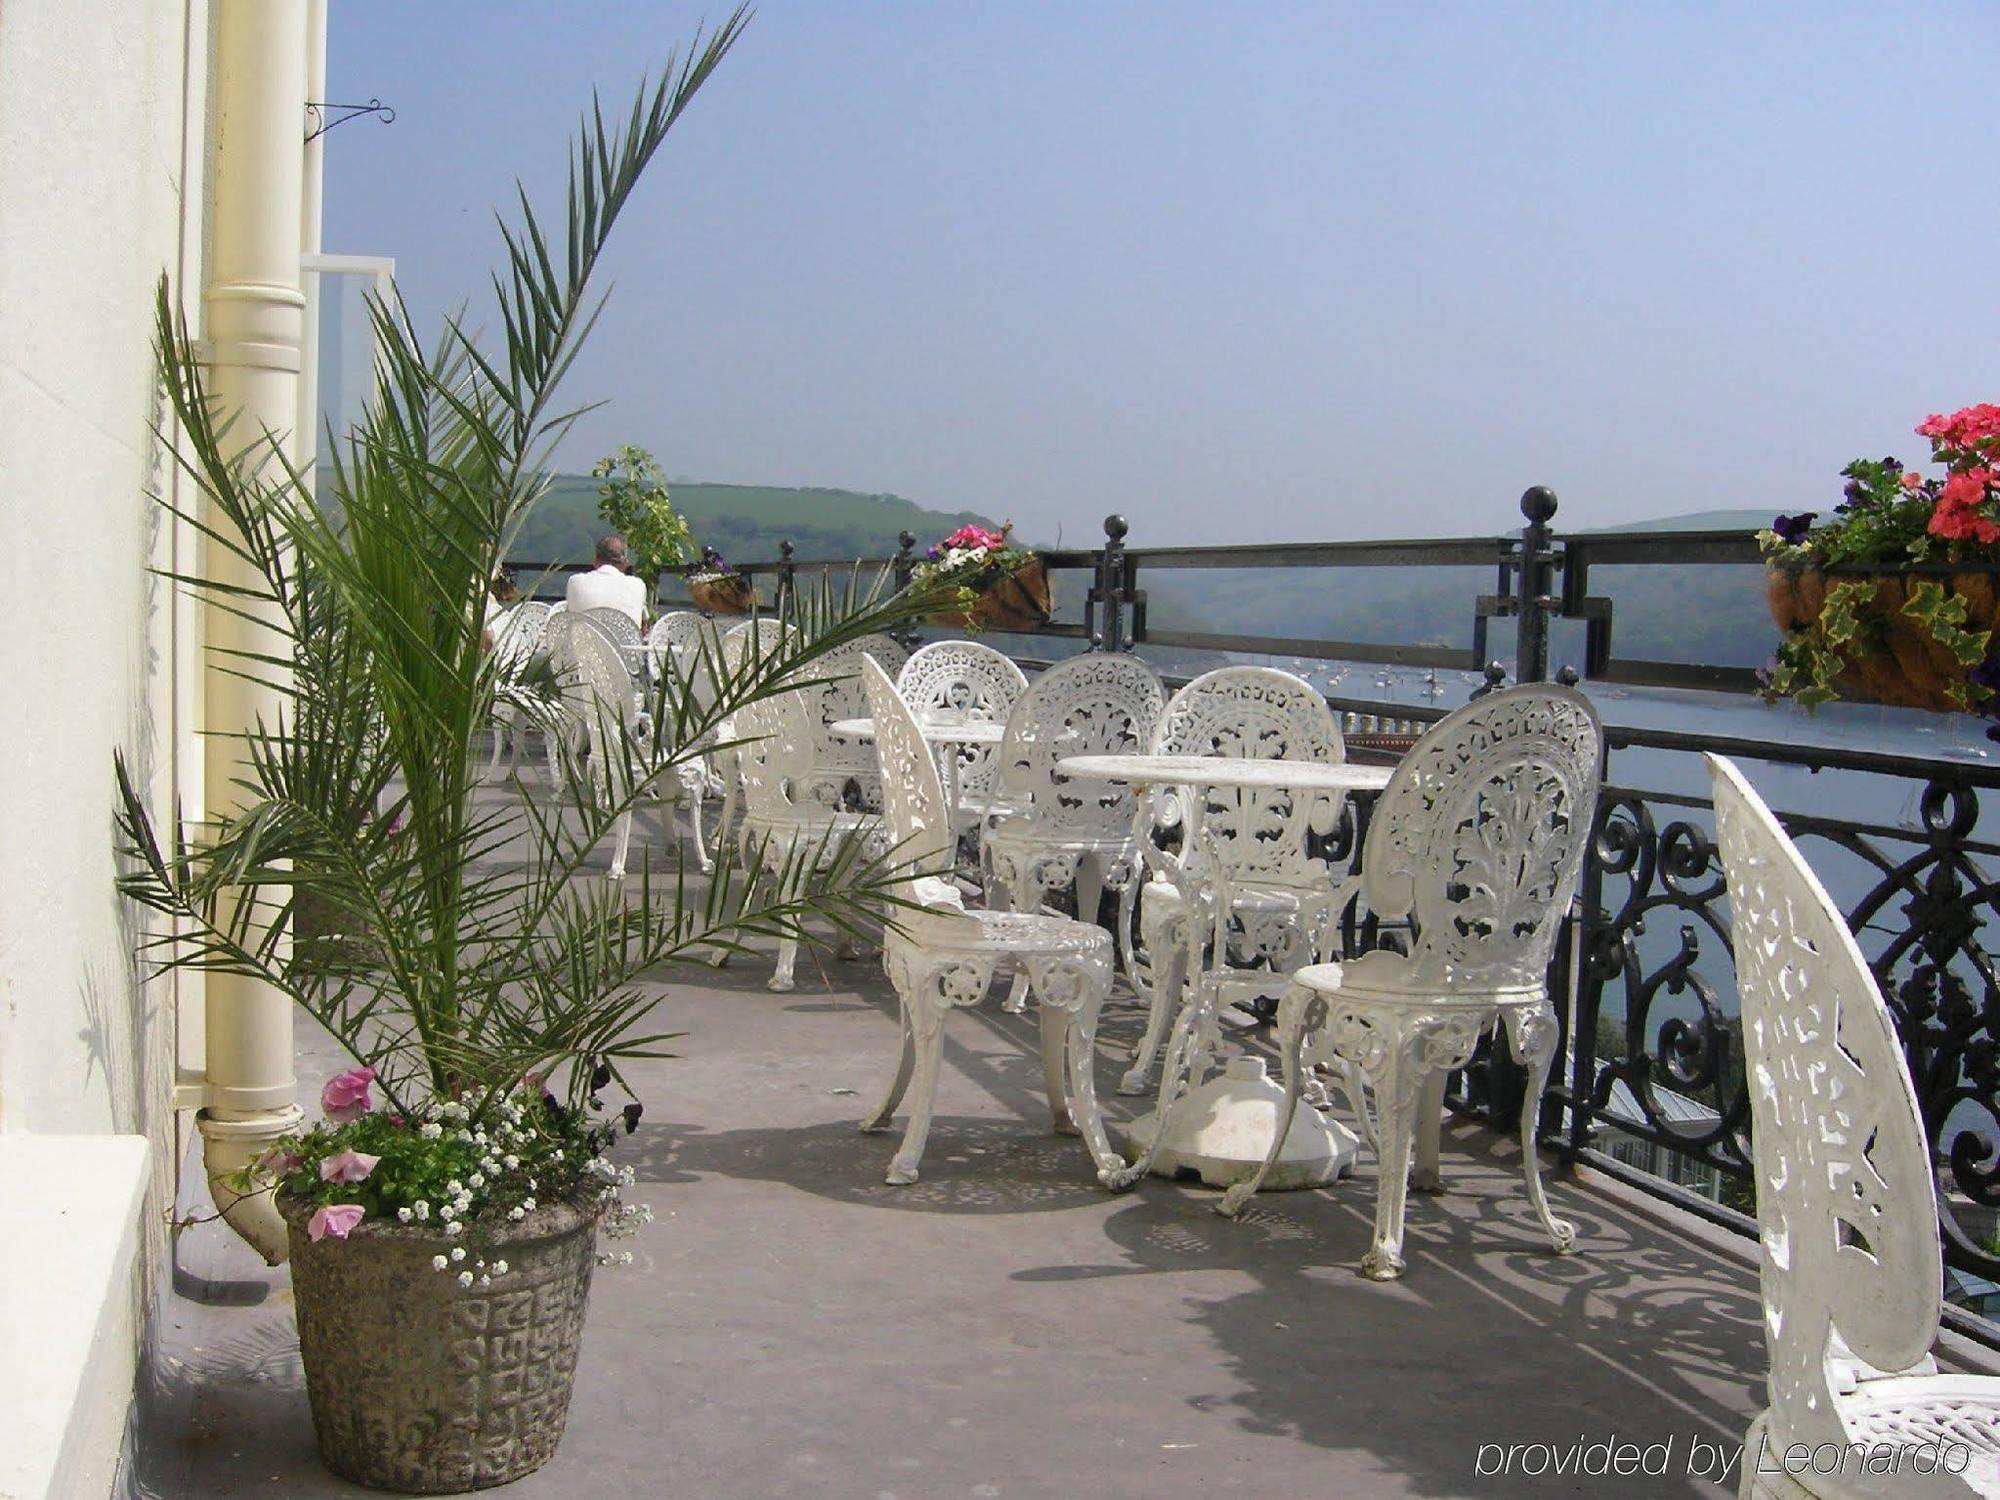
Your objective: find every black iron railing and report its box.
[514,490,2000,1324]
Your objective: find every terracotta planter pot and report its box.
[925,556,1054,631]
[688,575,756,615]
[282,1192,599,1493]
[1764,566,2000,712]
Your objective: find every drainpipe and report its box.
[193,0,315,1264]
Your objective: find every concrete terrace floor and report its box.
[143,786,1792,1499]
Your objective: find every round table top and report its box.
[830,716,1010,746]
[1055,753,1394,793]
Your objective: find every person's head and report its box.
[595,535,630,571]
[490,568,519,604]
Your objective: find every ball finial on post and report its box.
[1520,487,1559,525]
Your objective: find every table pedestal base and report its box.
[1118,1056,1359,1189]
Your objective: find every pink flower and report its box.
[321,1066,376,1123]
[1902,470,1924,490]
[254,1146,303,1177]
[1940,468,1995,509]
[943,523,1009,551]
[306,1203,366,1242]
[319,1150,380,1184]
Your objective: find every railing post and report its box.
[1096,513,1128,653]
[893,530,918,650]
[777,538,796,618]
[1516,486,1560,684]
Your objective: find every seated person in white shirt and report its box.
[564,535,649,628]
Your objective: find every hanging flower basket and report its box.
[925,556,1053,631]
[688,574,756,615]
[1765,567,2000,713]
[1760,404,2000,717]
[912,523,1052,632]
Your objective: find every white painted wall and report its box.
[0,0,211,1491]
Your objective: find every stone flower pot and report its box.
[281,1192,600,1493]
[925,556,1053,631]
[688,575,756,615]
[1765,566,2000,712]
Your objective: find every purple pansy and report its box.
[1770,512,1817,545]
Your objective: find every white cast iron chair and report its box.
[857,655,1125,1187]
[730,684,880,991]
[1121,666,1348,1097]
[1709,752,2000,1499]
[483,599,552,782]
[1218,686,1602,1282]
[895,639,1029,828]
[712,617,796,853]
[797,633,910,815]
[553,621,712,879]
[982,652,1165,1007]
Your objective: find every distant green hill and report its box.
[509,476,998,570]
[1584,508,1769,534]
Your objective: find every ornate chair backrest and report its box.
[896,640,1029,800]
[799,633,911,811]
[1151,666,1344,890]
[578,607,645,676]
[1360,685,1600,993]
[647,610,706,682]
[860,655,957,892]
[492,600,551,674]
[721,617,792,676]
[1708,753,1941,1453]
[994,653,1166,844]
[732,687,820,827]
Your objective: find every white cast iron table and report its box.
[1057,752,1394,1189]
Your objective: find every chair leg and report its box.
[1075,852,1106,929]
[1218,981,1320,1217]
[768,864,805,992]
[1503,1001,1576,1255]
[859,1001,917,1134]
[1037,1002,1078,1136]
[1411,1067,1450,1194]
[1360,1023,1422,1281]
[1020,950,1122,1185]
[886,990,948,1185]
[483,720,507,783]
[1119,898,1184,1096]
[608,808,634,882]
[678,768,713,873]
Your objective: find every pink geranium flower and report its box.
[254,1146,303,1177]
[319,1150,380,1184]
[306,1203,366,1242]
[321,1066,377,1122]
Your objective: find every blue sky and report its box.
[325,2,2000,546]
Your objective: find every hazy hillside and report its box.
[509,477,998,570]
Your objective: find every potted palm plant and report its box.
[114,21,944,1492]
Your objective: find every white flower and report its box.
[439,1101,466,1122]
[502,1154,519,1170]
[397,1207,413,1223]
[521,1196,536,1212]
[508,1207,526,1221]
[526,1178,537,1192]
[467,1173,485,1190]
[456,1129,475,1143]
[473,1130,488,1145]
[413,1201,431,1222]
[457,1270,473,1288]
[445,1220,462,1237]
[445,1179,464,1195]
[419,1122,442,1140]
[478,1275,492,1288]
[431,1254,448,1271]
[491,1260,508,1276]
[450,1246,466,1262]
